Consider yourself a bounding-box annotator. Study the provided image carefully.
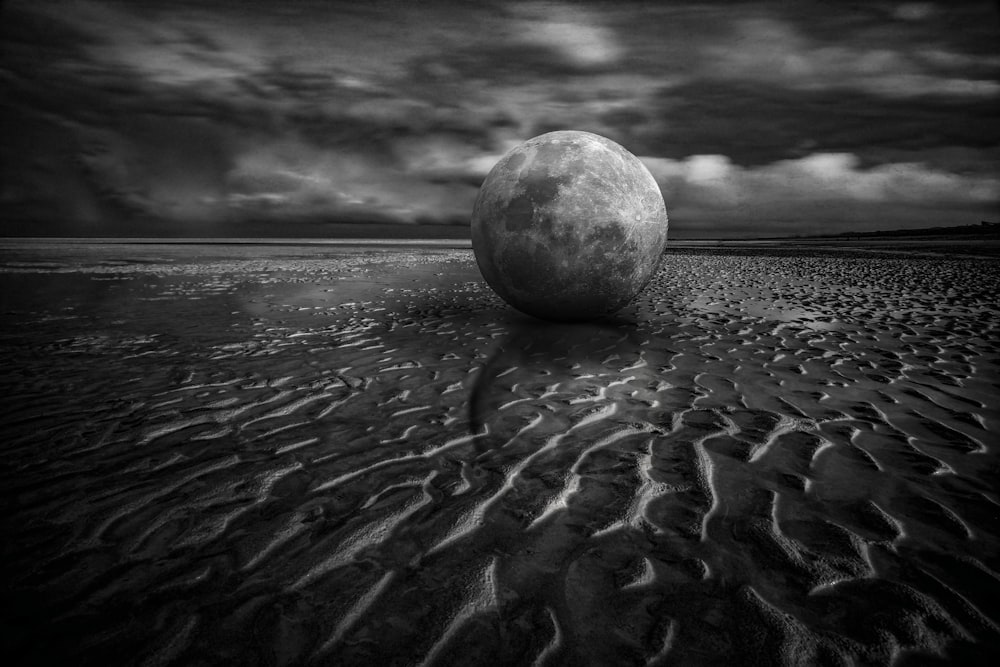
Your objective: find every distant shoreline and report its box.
[2,235,997,245]
[0,237,474,248]
[2,221,998,246]
[2,235,999,261]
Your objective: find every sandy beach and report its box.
[1,240,998,665]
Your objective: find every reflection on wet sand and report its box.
[469,318,649,435]
[1,241,998,665]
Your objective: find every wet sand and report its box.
[1,240,998,665]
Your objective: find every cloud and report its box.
[2,0,997,238]
[17,1,263,90]
[645,152,999,207]
[218,135,479,224]
[893,3,937,22]
[638,79,1000,169]
[642,151,999,236]
[507,2,623,70]
[704,16,1000,98]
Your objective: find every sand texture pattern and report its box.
[1,241,998,666]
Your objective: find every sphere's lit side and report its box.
[471,131,668,321]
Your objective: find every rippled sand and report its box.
[1,241,998,665]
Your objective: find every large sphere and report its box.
[471,130,668,321]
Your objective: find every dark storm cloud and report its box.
[1,0,498,227]
[1,0,997,237]
[633,80,1000,168]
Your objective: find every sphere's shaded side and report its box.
[472,131,668,321]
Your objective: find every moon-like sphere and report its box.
[471,130,668,321]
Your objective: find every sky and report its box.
[1,0,998,239]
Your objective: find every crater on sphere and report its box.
[504,152,526,171]
[502,192,535,233]
[502,168,575,234]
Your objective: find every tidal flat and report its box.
[1,240,998,665]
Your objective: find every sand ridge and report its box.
[1,242,998,665]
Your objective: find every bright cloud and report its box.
[509,2,623,69]
[221,137,478,224]
[643,152,999,213]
